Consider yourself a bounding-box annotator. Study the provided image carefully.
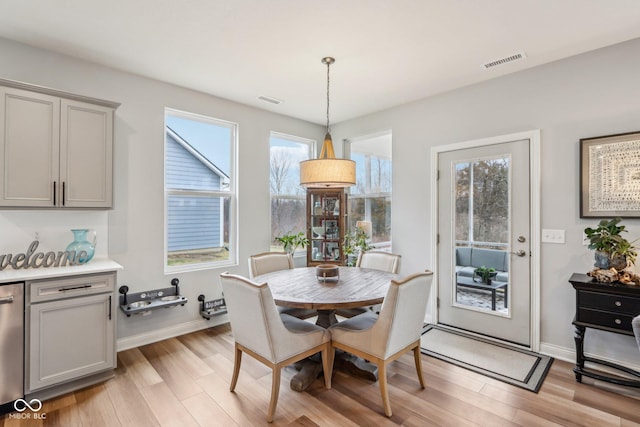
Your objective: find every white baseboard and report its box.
[539,342,574,363]
[116,314,229,352]
[540,341,640,374]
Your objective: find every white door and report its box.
[435,132,538,347]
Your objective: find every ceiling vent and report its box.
[258,95,282,105]
[482,52,527,69]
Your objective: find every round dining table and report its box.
[253,265,398,327]
[253,265,400,391]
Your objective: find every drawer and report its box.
[577,307,635,332]
[577,290,640,315]
[29,272,115,303]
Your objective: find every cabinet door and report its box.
[0,87,60,206]
[60,99,113,208]
[27,293,115,392]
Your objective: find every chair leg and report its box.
[413,345,426,388]
[230,344,242,392]
[321,343,333,389]
[267,366,282,423]
[378,361,392,417]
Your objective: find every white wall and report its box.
[332,38,640,367]
[0,38,324,348]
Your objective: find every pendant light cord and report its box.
[326,59,331,134]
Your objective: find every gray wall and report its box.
[0,37,324,348]
[332,37,640,366]
[1,35,639,367]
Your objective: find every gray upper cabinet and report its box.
[0,81,118,208]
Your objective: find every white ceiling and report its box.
[2,0,640,125]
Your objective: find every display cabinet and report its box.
[307,189,347,265]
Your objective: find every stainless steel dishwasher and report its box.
[0,282,24,414]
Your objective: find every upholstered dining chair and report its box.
[356,250,401,273]
[248,252,315,319]
[220,272,332,423]
[337,250,402,318]
[248,251,293,278]
[328,270,433,417]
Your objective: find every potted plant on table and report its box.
[584,217,637,270]
[274,232,309,255]
[473,266,497,284]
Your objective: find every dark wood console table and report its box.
[569,273,640,388]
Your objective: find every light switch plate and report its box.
[542,229,565,244]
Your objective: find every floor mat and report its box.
[420,324,553,392]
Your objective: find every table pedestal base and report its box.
[290,352,379,392]
[290,308,379,392]
[315,309,338,328]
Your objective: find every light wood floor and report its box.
[2,323,639,426]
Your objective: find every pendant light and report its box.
[300,57,356,188]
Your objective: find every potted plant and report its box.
[584,217,637,270]
[473,266,497,283]
[274,232,309,254]
[342,227,374,266]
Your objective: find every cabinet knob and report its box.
[614,319,622,325]
[614,301,622,307]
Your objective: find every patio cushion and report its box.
[456,248,508,282]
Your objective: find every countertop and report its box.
[0,258,123,283]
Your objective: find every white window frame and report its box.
[164,108,238,273]
[344,129,392,250]
[269,131,315,254]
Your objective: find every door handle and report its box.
[511,250,527,257]
[0,295,15,304]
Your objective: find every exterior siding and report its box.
[166,135,223,251]
[166,135,221,190]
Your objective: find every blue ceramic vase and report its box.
[66,229,96,264]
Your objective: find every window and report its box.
[270,132,314,252]
[345,131,392,249]
[164,109,237,272]
[455,157,509,250]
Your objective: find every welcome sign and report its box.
[0,240,89,270]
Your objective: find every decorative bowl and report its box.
[316,264,339,282]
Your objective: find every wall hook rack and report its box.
[198,294,226,319]
[119,278,187,317]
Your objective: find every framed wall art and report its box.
[580,131,640,218]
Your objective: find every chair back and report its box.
[220,272,285,362]
[633,315,640,351]
[374,271,433,358]
[248,252,293,279]
[356,251,401,274]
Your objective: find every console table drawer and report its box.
[577,308,635,332]
[577,290,640,314]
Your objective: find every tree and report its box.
[270,149,305,246]
[455,158,509,247]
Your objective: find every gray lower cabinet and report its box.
[26,272,116,395]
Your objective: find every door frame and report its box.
[429,130,541,351]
